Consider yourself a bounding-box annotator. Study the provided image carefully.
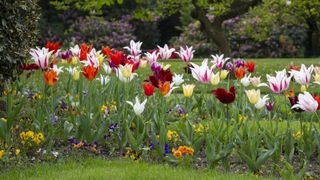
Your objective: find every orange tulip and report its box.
[159,81,170,96]
[82,66,98,81]
[234,66,245,80]
[44,69,58,86]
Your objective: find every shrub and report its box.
[0,0,40,82]
[66,15,136,49]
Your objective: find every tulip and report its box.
[300,85,307,92]
[172,73,184,86]
[143,84,155,97]
[110,50,124,66]
[46,41,61,55]
[289,64,300,71]
[220,70,229,80]
[159,82,178,97]
[245,89,260,105]
[290,64,314,85]
[255,95,269,109]
[211,54,229,69]
[66,67,80,80]
[103,63,112,75]
[71,57,78,65]
[292,92,318,112]
[97,74,110,85]
[44,69,58,86]
[119,64,133,78]
[265,102,274,112]
[210,72,220,86]
[126,96,147,115]
[157,44,175,60]
[176,46,194,63]
[96,51,105,65]
[145,51,159,64]
[30,47,53,69]
[61,50,71,60]
[70,45,80,57]
[234,59,245,67]
[82,49,100,68]
[250,76,261,87]
[245,61,255,72]
[259,69,292,94]
[79,43,92,61]
[314,73,320,85]
[240,74,251,87]
[102,46,112,57]
[190,59,215,84]
[148,68,173,88]
[313,95,320,110]
[182,84,195,97]
[211,86,236,104]
[116,67,137,83]
[234,67,246,80]
[124,40,142,56]
[82,66,99,81]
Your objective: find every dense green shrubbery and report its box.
[0,0,40,82]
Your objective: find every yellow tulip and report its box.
[0,150,4,159]
[71,57,78,65]
[119,64,133,78]
[220,70,229,80]
[96,53,105,65]
[245,89,260,104]
[182,84,195,97]
[73,69,80,81]
[314,73,320,83]
[210,72,220,86]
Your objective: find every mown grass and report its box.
[0,158,270,180]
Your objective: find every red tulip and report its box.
[143,84,155,96]
[211,86,236,104]
[148,69,173,88]
[79,43,92,61]
[46,41,61,54]
[82,65,98,80]
[245,61,255,72]
[21,63,39,71]
[110,50,124,66]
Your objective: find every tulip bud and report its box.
[73,69,80,81]
[300,85,307,92]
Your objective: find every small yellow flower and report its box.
[210,72,220,86]
[245,89,260,104]
[0,150,5,159]
[1,118,7,123]
[292,131,303,140]
[15,149,20,156]
[220,70,229,80]
[182,84,195,97]
[238,114,247,122]
[100,105,107,112]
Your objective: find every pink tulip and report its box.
[190,59,215,84]
[30,47,53,69]
[290,64,314,85]
[292,92,318,112]
[259,69,292,93]
[176,46,194,63]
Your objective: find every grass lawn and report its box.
[0,158,270,180]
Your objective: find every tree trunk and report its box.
[305,18,320,57]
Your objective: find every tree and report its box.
[51,0,263,56]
